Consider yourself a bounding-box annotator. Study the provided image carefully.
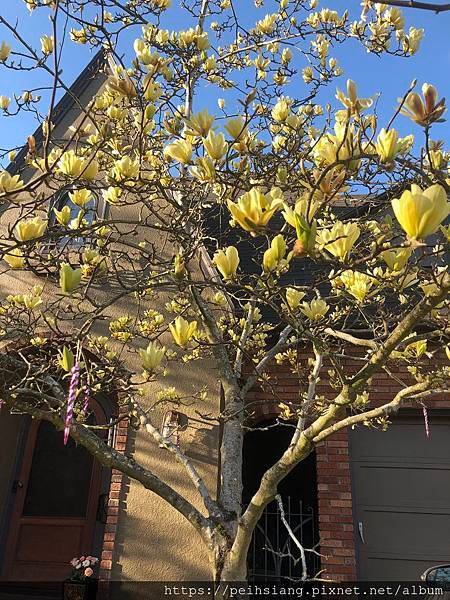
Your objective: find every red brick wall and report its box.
[316,430,356,580]
[99,411,129,582]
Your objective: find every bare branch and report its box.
[371,0,450,13]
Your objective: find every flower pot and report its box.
[63,579,98,600]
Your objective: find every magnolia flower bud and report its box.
[213,246,240,280]
[40,35,54,55]
[59,263,82,294]
[0,42,11,62]
[0,96,10,110]
[391,184,450,240]
[169,316,197,348]
[58,346,75,372]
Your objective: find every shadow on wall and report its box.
[185,424,220,466]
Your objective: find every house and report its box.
[0,50,448,595]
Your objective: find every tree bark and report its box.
[219,385,245,523]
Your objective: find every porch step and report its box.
[0,583,61,600]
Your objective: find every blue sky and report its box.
[0,0,449,160]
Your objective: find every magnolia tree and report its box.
[0,0,449,585]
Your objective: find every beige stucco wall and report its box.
[0,60,221,586]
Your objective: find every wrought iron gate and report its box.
[247,497,318,582]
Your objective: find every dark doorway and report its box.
[1,400,109,583]
[242,421,319,582]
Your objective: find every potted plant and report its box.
[63,556,99,600]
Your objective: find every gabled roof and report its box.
[7,48,107,175]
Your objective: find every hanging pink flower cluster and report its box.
[64,361,80,445]
[83,385,91,415]
[422,405,430,439]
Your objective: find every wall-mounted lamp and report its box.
[160,410,188,448]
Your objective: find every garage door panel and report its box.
[353,423,450,462]
[361,510,450,556]
[351,417,450,580]
[353,464,450,508]
[359,558,450,581]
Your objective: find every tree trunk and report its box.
[219,386,245,520]
[211,542,248,600]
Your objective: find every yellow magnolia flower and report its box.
[69,188,92,208]
[82,248,101,265]
[281,48,292,65]
[381,247,412,271]
[440,224,450,242]
[339,270,375,303]
[58,346,74,372]
[195,31,210,50]
[106,70,137,98]
[102,186,123,205]
[0,96,10,110]
[153,0,171,9]
[142,76,162,101]
[375,128,400,163]
[70,28,87,44]
[53,205,72,226]
[213,246,240,280]
[256,13,277,35]
[164,139,193,164]
[400,83,446,127]
[272,98,291,123]
[227,187,283,235]
[391,184,450,240]
[3,248,24,269]
[335,79,373,115]
[283,193,322,225]
[285,288,306,311]
[169,316,197,348]
[58,150,85,178]
[8,286,43,310]
[59,263,82,294]
[69,211,84,231]
[263,235,287,272]
[15,216,47,241]
[318,222,360,260]
[225,117,247,140]
[313,122,358,170]
[24,0,38,11]
[139,341,166,372]
[403,26,424,55]
[111,156,140,182]
[203,131,227,161]
[190,157,216,182]
[300,298,329,320]
[0,171,23,193]
[83,159,99,181]
[303,67,313,84]
[40,35,54,55]
[0,42,11,62]
[184,109,214,137]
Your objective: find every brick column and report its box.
[98,413,129,581]
[316,429,357,581]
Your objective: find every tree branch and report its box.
[371,0,450,12]
[129,398,221,518]
[241,325,293,396]
[312,380,441,443]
